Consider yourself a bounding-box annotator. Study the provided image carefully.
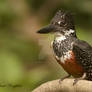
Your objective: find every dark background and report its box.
[0,0,92,91]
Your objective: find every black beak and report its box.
[37,25,55,34]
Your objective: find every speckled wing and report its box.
[73,39,92,80]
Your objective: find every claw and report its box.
[73,78,79,85]
[59,74,71,84]
[73,73,86,86]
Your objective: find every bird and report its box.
[37,9,92,85]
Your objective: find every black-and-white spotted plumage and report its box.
[73,40,92,80]
[37,9,92,81]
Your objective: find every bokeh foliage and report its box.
[0,0,92,91]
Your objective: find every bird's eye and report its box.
[60,21,66,26]
[55,21,62,25]
[58,21,61,25]
[55,22,59,25]
[57,21,66,26]
[52,21,66,26]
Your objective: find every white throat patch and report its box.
[55,33,66,42]
[55,29,75,42]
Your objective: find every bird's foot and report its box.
[73,78,81,85]
[73,73,86,85]
[59,74,71,84]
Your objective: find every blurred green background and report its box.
[0,0,92,91]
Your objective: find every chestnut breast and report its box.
[56,51,84,77]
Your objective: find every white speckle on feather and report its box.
[55,33,66,42]
[58,21,61,25]
[60,51,71,63]
[65,29,74,36]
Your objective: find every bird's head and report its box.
[37,9,76,37]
